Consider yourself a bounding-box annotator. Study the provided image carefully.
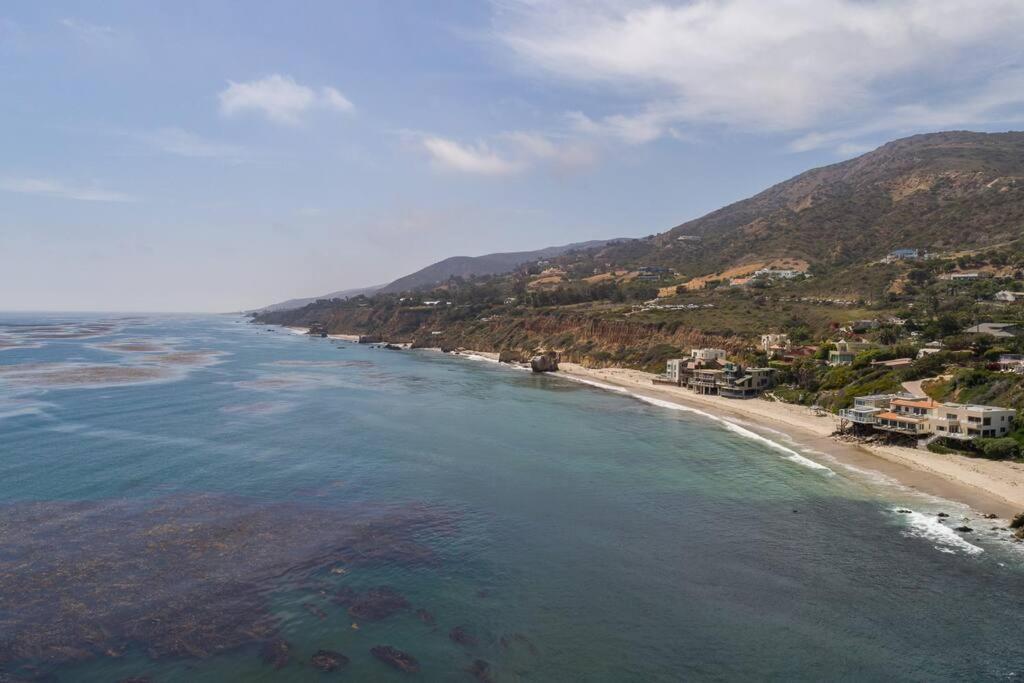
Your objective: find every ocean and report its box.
[0,313,1021,682]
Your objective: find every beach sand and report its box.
[558,363,1024,518]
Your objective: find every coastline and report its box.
[556,363,1024,518]
[277,325,1023,518]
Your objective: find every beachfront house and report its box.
[828,340,873,366]
[659,349,727,386]
[761,333,791,358]
[929,404,1016,440]
[842,393,1016,441]
[839,393,914,427]
[686,362,774,398]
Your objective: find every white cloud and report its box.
[0,177,136,202]
[219,74,354,125]
[141,127,248,160]
[494,0,1024,150]
[419,131,597,175]
[60,17,116,45]
[422,136,523,175]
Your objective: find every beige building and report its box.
[760,333,791,358]
[842,394,1016,441]
[828,340,873,366]
[928,403,1015,440]
[691,348,727,362]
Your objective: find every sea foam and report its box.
[898,509,984,555]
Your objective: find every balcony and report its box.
[839,409,878,425]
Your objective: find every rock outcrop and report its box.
[530,351,559,373]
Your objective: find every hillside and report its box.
[587,131,1024,277]
[258,239,625,312]
[378,239,622,293]
[255,130,1024,379]
[258,284,385,313]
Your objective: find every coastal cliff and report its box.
[254,304,747,372]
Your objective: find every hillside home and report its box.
[754,268,800,279]
[964,322,1024,338]
[691,348,727,362]
[917,341,944,359]
[761,333,791,358]
[871,357,913,369]
[828,340,874,366]
[995,290,1024,302]
[884,248,922,263]
[941,272,988,281]
[999,354,1024,373]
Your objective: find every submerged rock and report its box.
[499,632,538,655]
[955,526,974,533]
[467,659,495,682]
[983,513,998,519]
[449,625,478,647]
[370,645,420,673]
[259,639,291,670]
[311,649,349,672]
[937,512,950,518]
[896,508,912,514]
[415,608,436,626]
[347,586,410,621]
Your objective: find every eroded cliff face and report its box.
[255,305,747,371]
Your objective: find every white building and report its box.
[995,290,1024,303]
[690,348,727,362]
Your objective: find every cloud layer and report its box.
[0,177,136,202]
[494,0,1024,151]
[219,74,354,125]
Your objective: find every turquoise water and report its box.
[1,313,1022,681]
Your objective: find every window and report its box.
[983,418,991,426]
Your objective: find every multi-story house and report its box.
[828,340,873,366]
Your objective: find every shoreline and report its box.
[275,325,1023,518]
[556,363,1024,518]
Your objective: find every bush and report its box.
[975,437,1021,460]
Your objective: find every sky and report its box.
[3,1,1024,312]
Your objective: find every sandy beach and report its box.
[281,326,1024,517]
[558,363,1024,518]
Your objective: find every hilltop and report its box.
[571,131,1024,279]
[255,131,1024,407]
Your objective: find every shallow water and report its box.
[0,313,1022,681]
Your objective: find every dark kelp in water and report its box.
[0,495,454,667]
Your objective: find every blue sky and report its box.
[3,1,1024,312]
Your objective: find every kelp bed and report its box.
[0,495,455,667]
